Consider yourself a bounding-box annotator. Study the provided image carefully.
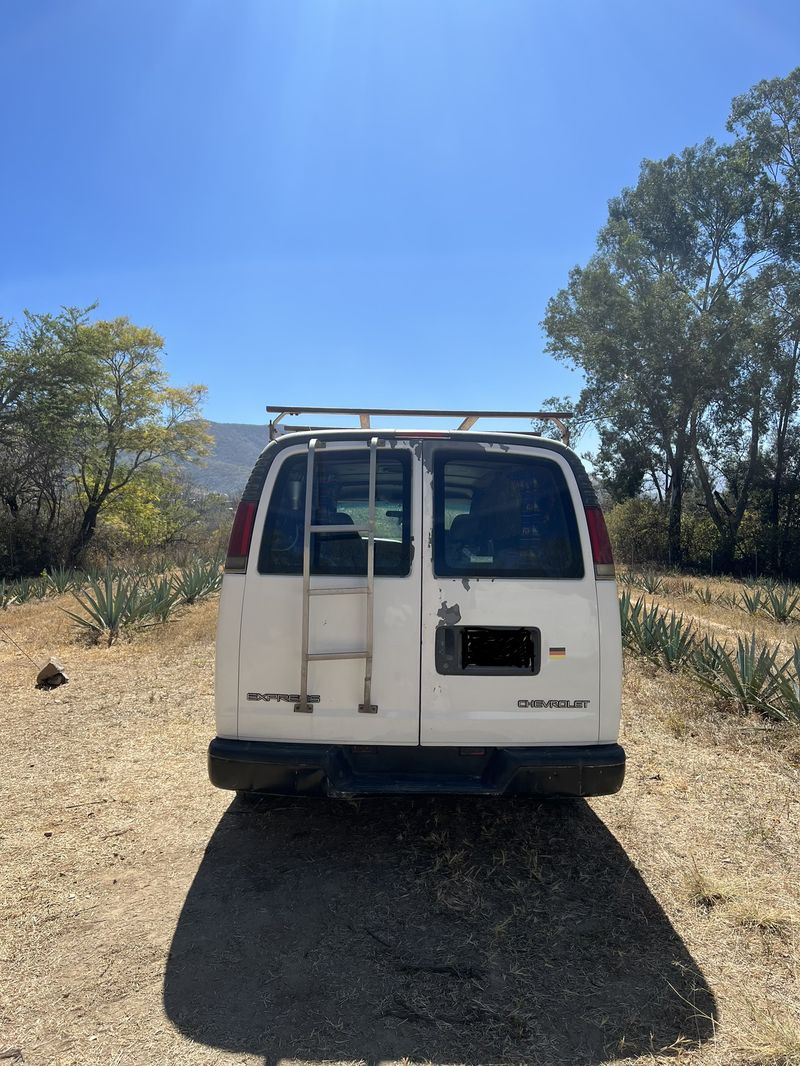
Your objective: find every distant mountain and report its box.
[184,421,268,496]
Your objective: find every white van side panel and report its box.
[597,580,623,743]
[214,576,245,739]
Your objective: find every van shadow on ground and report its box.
[163,796,715,1066]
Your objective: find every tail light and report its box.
[225,500,257,573]
[584,506,615,580]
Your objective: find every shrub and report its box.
[605,498,668,567]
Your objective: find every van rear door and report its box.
[237,439,422,744]
[420,440,600,746]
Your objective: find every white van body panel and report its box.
[596,580,623,743]
[236,439,423,744]
[419,441,600,746]
[214,576,244,739]
[212,428,624,798]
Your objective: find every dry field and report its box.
[1,587,799,1066]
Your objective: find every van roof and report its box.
[241,428,599,510]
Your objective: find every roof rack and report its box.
[266,405,573,446]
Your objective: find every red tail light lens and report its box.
[585,506,615,579]
[225,500,257,573]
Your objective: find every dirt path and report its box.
[1,597,798,1065]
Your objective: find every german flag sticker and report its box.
[549,647,567,659]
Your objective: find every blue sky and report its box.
[2,1,800,443]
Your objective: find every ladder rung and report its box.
[309,586,368,596]
[310,524,370,534]
[307,650,368,661]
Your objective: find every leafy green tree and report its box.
[729,67,800,260]
[100,466,228,559]
[543,140,775,564]
[0,307,96,572]
[67,317,211,563]
[604,497,668,566]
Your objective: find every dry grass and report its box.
[735,1013,800,1065]
[636,575,800,653]
[1,592,799,1065]
[684,864,737,909]
[727,899,796,936]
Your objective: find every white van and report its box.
[209,407,624,798]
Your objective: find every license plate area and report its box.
[435,626,541,676]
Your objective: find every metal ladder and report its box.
[295,436,379,715]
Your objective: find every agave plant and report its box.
[739,588,766,616]
[762,586,800,624]
[694,586,714,606]
[774,645,800,722]
[62,572,149,645]
[691,634,790,719]
[620,593,698,671]
[678,580,695,597]
[11,577,49,603]
[637,571,665,595]
[0,580,18,610]
[619,593,664,660]
[656,611,698,672]
[716,591,738,610]
[140,576,180,624]
[45,566,77,595]
[171,560,223,605]
[619,590,645,640]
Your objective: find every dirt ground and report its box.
[1,593,799,1066]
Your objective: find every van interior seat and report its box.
[447,513,486,564]
[316,512,367,573]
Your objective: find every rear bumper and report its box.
[208,738,625,797]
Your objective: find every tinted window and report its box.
[259,450,412,576]
[434,452,584,579]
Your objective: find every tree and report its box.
[67,317,211,563]
[0,307,96,573]
[101,466,230,559]
[728,67,800,261]
[543,140,775,564]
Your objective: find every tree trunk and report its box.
[667,439,686,566]
[68,504,100,566]
[770,341,798,566]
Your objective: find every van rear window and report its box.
[258,450,412,576]
[433,452,584,579]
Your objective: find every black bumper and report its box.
[208,738,625,798]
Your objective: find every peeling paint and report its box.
[421,444,434,475]
[461,577,471,591]
[436,601,462,626]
